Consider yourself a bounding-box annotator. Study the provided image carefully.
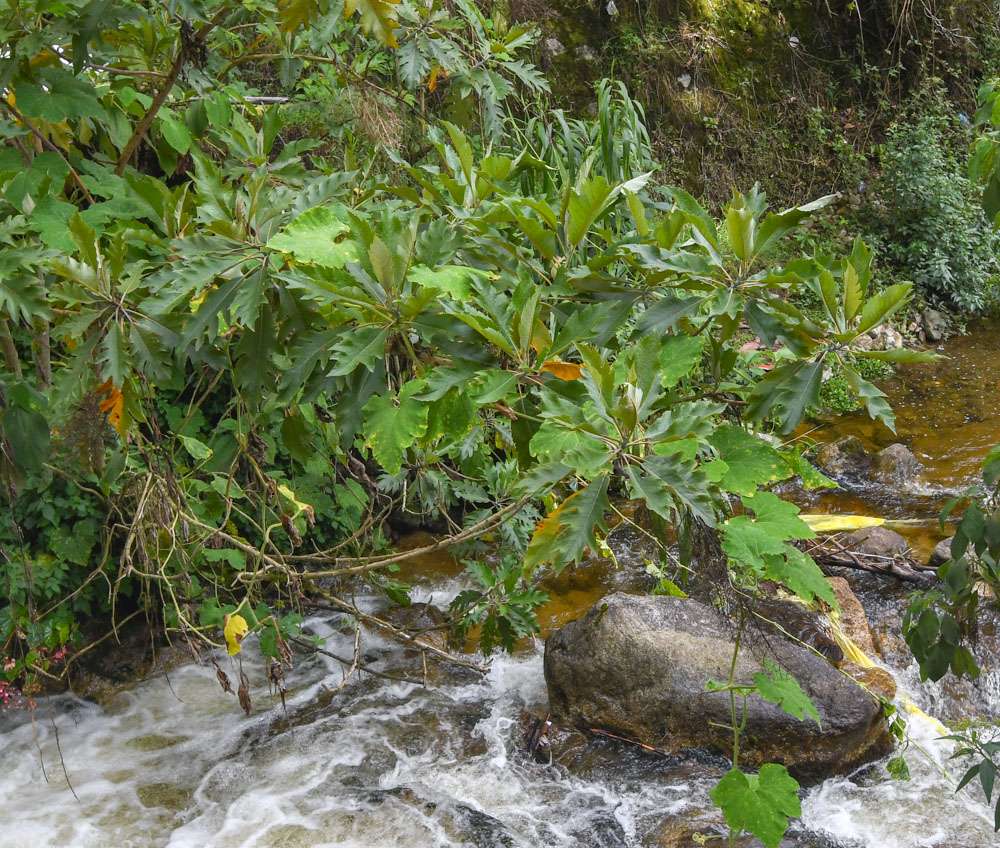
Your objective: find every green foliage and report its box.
[710,764,802,848]
[871,86,1000,313]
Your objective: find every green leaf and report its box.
[710,764,801,848]
[855,283,912,335]
[408,264,486,301]
[160,115,192,154]
[529,420,613,478]
[659,334,705,387]
[202,548,248,571]
[887,755,910,781]
[29,195,77,251]
[50,518,97,566]
[567,176,614,248]
[267,206,359,269]
[627,454,718,528]
[707,425,786,496]
[753,659,821,727]
[722,492,814,573]
[525,474,611,571]
[362,380,429,475]
[763,545,837,607]
[327,326,387,377]
[841,360,895,433]
[746,359,824,434]
[179,434,213,462]
[14,68,106,122]
[1,405,50,472]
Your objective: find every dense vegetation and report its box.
[2,0,1000,843]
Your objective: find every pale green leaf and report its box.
[710,765,801,848]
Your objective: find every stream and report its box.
[2,321,999,848]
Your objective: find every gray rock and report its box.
[840,525,909,558]
[929,537,953,567]
[921,308,947,342]
[542,37,565,58]
[869,443,921,485]
[544,594,893,781]
[814,435,871,477]
[575,44,597,62]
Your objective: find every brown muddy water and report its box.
[1,323,999,847]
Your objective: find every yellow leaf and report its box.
[427,67,445,92]
[540,359,583,381]
[96,378,126,437]
[343,0,400,47]
[799,514,885,533]
[224,613,249,655]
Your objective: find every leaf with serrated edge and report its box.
[710,765,801,848]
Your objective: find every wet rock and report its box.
[839,662,896,701]
[828,576,876,658]
[382,602,449,652]
[921,308,947,342]
[929,537,953,567]
[544,594,893,781]
[814,435,871,477]
[840,526,909,558]
[869,443,921,485]
[519,709,589,767]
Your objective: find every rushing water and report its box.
[2,322,1000,848]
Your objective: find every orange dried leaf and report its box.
[540,359,583,381]
[428,67,445,92]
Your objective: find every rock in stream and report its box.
[544,593,893,781]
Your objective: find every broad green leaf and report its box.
[753,659,821,727]
[267,206,359,269]
[525,474,611,570]
[203,548,248,571]
[627,454,718,527]
[14,68,106,122]
[469,370,519,404]
[710,765,801,848]
[567,176,614,248]
[633,295,702,335]
[529,420,613,478]
[50,518,97,566]
[160,116,192,154]
[708,425,786,496]
[855,283,912,335]
[841,360,895,432]
[179,434,213,462]
[754,195,836,260]
[659,334,705,387]
[780,447,837,490]
[0,405,50,472]
[29,195,77,251]
[408,264,486,300]
[725,200,755,262]
[763,545,837,607]
[327,326,387,376]
[362,380,429,474]
[746,359,824,434]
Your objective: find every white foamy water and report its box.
[0,616,996,847]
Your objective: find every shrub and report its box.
[869,89,1000,313]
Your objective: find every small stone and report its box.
[815,435,871,477]
[841,525,909,558]
[575,44,597,62]
[605,0,618,16]
[929,537,952,567]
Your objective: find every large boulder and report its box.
[814,435,871,478]
[869,443,921,485]
[544,594,893,781]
